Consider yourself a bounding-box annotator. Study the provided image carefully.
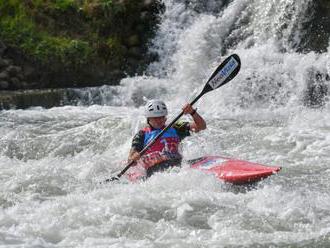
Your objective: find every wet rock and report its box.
[127,35,140,47]
[109,69,125,80]
[303,68,329,107]
[144,0,153,6]
[17,72,24,80]
[0,40,6,56]
[136,24,146,34]
[22,64,36,79]
[6,65,22,77]
[142,0,155,11]
[0,58,5,70]
[140,11,149,20]
[128,46,142,58]
[0,71,9,81]
[299,0,330,52]
[0,89,67,110]
[0,59,10,70]
[21,81,29,89]
[10,77,21,89]
[0,81,9,90]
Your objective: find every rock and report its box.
[0,89,66,110]
[128,46,142,58]
[23,64,36,78]
[0,58,4,70]
[0,81,9,90]
[136,24,146,33]
[109,69,125,80]
[140,11,149,20]
[127,35,140,47]
[0,40,6,56]
[303,68,329,107]
[300,0,330,52]
[0,58,10,70]
[126,57,140,68]
[21,81,29,89]
[10,77,21,89]
[0,71,9,80]
[143,0,153,8]
[4,59,12,66]
[17,72,25,80]
[6,65,22,77]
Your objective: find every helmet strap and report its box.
[147,118,153,128]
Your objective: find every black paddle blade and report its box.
[202,54,241,95]
[102,177,119,183]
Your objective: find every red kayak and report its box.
[188,156,281,184]
[126,155,281,184]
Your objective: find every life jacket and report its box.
[139,126,181,169]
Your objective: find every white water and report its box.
[1,0,330,247]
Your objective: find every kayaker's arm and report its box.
[128,130,144,164]
[182,104,206,132]
[190,110,206,132]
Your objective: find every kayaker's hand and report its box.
[128,151,141,165]
[182,103,196,115]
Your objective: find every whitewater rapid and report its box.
[1,0,330,247]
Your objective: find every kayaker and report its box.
[128,99,206,177]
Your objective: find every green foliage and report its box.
[27,0,78,12]
[34,38,93,66]
[0,1,37,50]
[105,36,125,58]
[100,0,113,7]
[0,0,156,69]
[0,0,93,66]
[106,36,120,49]
[100,0,125,16]
[82,0,125,20]
[52,0,78,11]
[0,0,25,17]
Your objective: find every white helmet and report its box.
[144,99,168,118]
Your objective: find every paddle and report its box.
[105,54,241,182]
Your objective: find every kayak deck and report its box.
[188,156,281,184]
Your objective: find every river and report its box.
[1,0,330,247]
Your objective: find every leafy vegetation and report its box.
[0,0,163,88]
[0,0,95,66]
[0,0,139,67]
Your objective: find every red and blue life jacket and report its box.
[139,126,181,169]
